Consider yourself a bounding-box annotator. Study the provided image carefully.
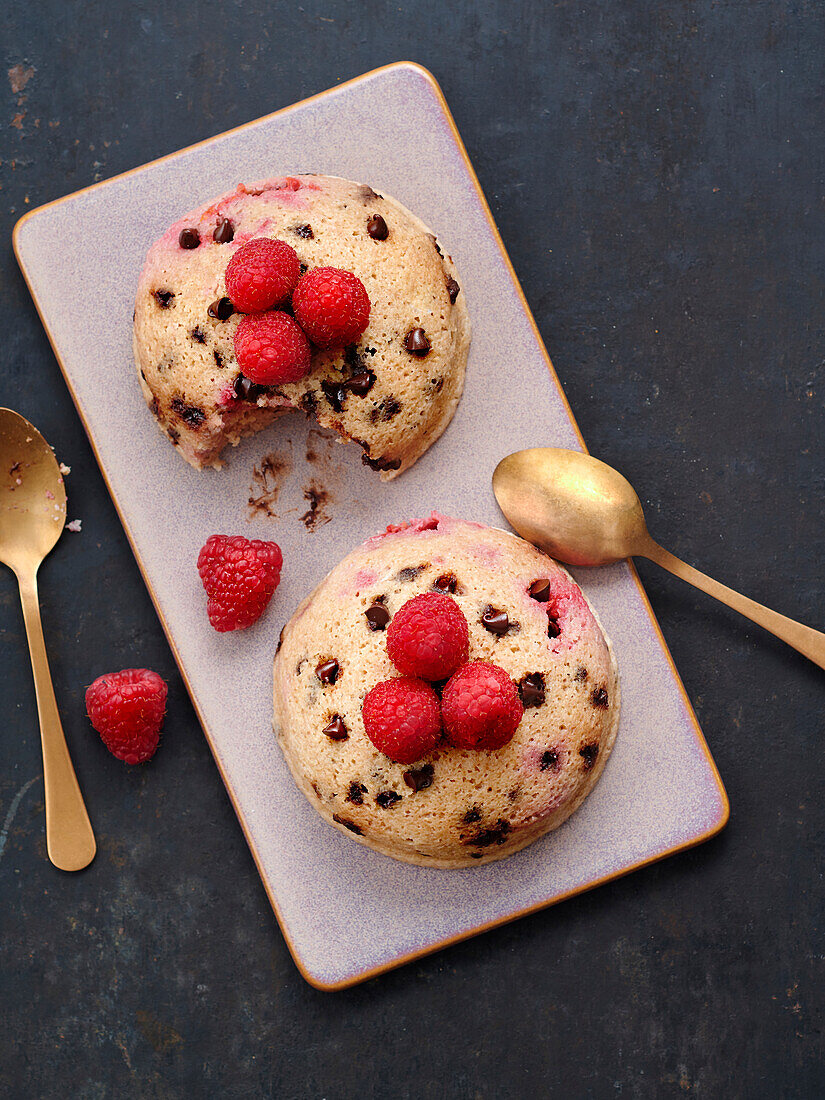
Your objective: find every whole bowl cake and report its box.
[133,174,470,478]
[273,515,620,868]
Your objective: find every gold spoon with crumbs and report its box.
[493,447,825,671]
[0,408,95,870]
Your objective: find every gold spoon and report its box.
[493,447,825,671]
[0,409,95,870]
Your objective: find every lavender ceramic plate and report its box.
[14,62,728,989]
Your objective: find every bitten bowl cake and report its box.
[273,515,620,868]
[133,175,470,478]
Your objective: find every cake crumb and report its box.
[66,519,82,532]
[59,462,71,476]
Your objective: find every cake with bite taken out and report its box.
[273,515,620,868]
[133,175,469,478]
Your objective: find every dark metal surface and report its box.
[1,2,823,1096]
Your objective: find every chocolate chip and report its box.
[213,350,225,368]
[346,370,376,396]
[321,379,348,413]
[446,276,460,303]
[365,604,390,631]
[462,806,481,824]
[540,750,559,772]
[403,764,434,792]
[376,791,402,809]
[346,781,367,805]
[397,564,428,582]
[170,397,205,427]
[234,374,265,401]
[591,687,609,709]
[579,743,599,769]
[208,297,234,321]
[358,184,381,201]
[300,390,319,416]
[167,427,180,444]
[179,227,200,249]
[367,213,389,240]
[574,666,588,682]
[316,659,340,684]
[152,289,175,309]
[404,328,431,357]
[468,820,511,847]
[428,233,443,256]
[213,218,234,243]
[482,606,510,635]
[191,326,207,344]
[293,223,314,239]
[547,616,561,639]
[369,396,402,423]
[518,672,546,708]
[529,578,551,602]
[362,453,401,472]
[333,814,363,835]
[323,715,348,740]
[431,572,458,594]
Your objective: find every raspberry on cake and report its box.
[273,514,620,868]
[234,312,311,384]
[134,175,470,478]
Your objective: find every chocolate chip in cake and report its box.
[529,578,551,602]
[547,615,561,639]
[190,326,207,344]
[518,672,546,708]
[365,604,390,631]
[574,666,588,682]
[213,218,234,243]
[213,350,225,368]
[462,806,482,824]
[482,606,510,635]
[153,289,175,309]
[234,374,265,401]
[179,227,200,249]
[591,687,609,709]
[369,396,402,423]
[431,572,458,594]
[358,184,381,201]
[403,764,434,792]
[316,659,340,685]
[467,820,511,847]
[333,814,363,835]
[208,296,234,321]
[362,453,401,472]
[446,276,460,303]
[346,781,367,805]
[540,750,560,772]
[293,223,314,239]
[428,233,443,256]
[367,213,389,240]
[323,715,348,740]
[397,563,429,582]
[579,743,599,769]
[300,390,319,417]
[376,791,402,809]
[346,370,376,396]
[321,379,348,413]
[170,397,206,427]
[404,328,431,357]
[167,427,180,444]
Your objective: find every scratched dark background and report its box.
[1,2,823,1097]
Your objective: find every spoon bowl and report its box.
[0,408,95,871]
[493,446,825,672]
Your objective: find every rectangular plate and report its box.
[14,62,727,990]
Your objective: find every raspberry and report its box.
[233,311,311,384]
[362,677,442,764]
[441,661,523,750]
[292,266,370,347]
[85,668,167,764]
[224,237,300,313]
[386,592,469,681]
[197,534,283,631]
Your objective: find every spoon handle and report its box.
[16,570,96,871]
[643,541,825,671]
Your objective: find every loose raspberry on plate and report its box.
[292,266,371,347]
[85,668,168,764]
[386,592,469,681]
[224,237,300,313]
[362,677,442,764]
[233,311,312,384]
[441,661,523,750]
[197,534,283,631]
